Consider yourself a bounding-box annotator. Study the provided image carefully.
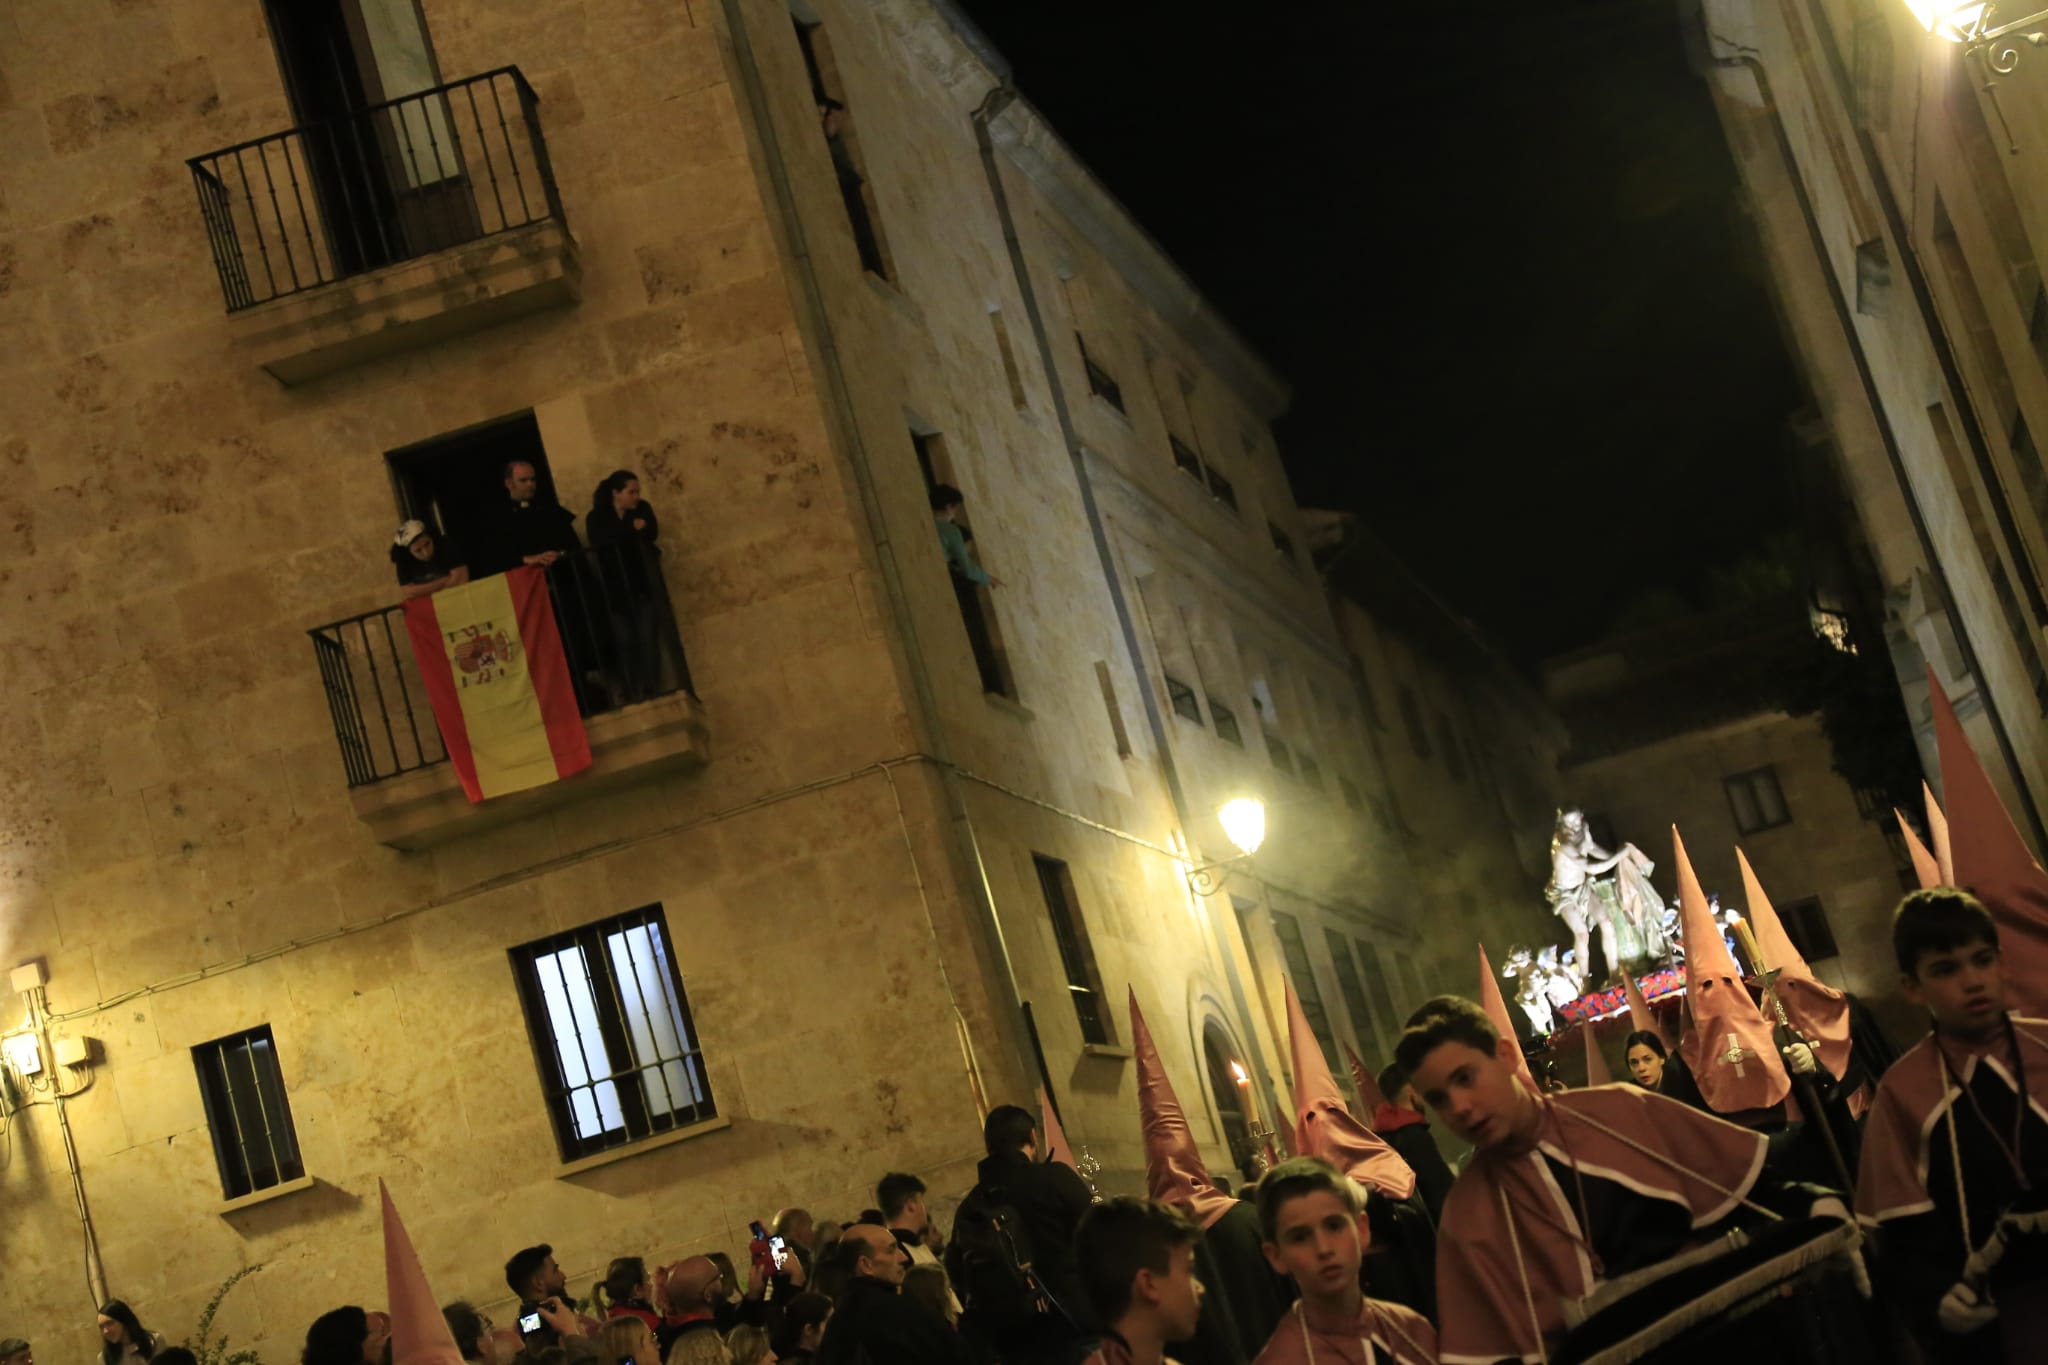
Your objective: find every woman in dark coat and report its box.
[586,471,668,702]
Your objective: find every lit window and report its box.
[511,907,713,1161]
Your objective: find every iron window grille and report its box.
[1340,776,1365,814]
[1325,926,1383,1061]
[511,906,714,1162]
[1078,333,1125,413]
[1034,855,1112,1046]
[193,1025,306,1201]
[1165,674,1203,724]
[1724,766,1791,834]
[1209,697,1243,745]
[1270,911,1339,1066]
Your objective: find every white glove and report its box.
[1781,1041,1818,1076]
[1937,1282,1999,1334]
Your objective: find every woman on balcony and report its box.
[391,520,469,600]
[587,471,666,704]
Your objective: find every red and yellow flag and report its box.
[404,567,591,803]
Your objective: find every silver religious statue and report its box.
[1544,808,1670,991]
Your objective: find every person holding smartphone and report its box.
[504,1245,597,1362]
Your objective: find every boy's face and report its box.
[1408,1035,1528,1149]
[1260,1188,1366,1298]
[1140,1241,1205,1342]
[1905,938,2006,1037]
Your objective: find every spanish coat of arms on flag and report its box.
[404,566,592,803]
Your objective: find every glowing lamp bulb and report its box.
[1218,798,1266,857]
[1904,0,1987,39]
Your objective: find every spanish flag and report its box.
[404,567,591,803]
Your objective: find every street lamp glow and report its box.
[1904,0,1986,39]
[1218,798,1266,857]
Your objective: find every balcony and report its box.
[188,67,578,385]
[309,543,707,850]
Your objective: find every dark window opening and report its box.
[1035,855,1112,1046]
[1724,766,1791,834]
[510,905,714,1163]
[1269,521,1295,560]
[1209,697,1242,745]
[1078,333,1125,412]
[1204,465,1238,512]
[1776,896,1840,963]
[1352,938,1400,1040]
[1265,731,1296,777]
[1397,686,1432,759]
[387,410,553,559]
[1170,435,1204,480]
[1095,661,1133,758]
[1325,927,1382,1063]
[194,1025,305,1201]
[1439,715,1467,782]
[797,19,892,279]
[916,431,1015,698]
[1270,911,1338,1068]
[1165,674,1202,723]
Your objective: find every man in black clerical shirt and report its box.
[479,460,580,576]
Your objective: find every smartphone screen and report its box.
[769,1236,788,1270]
[750,1220,768,1241]
[518,1313,543,1337]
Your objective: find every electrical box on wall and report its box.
[9,961,46,995]
[54,1036,96,1068]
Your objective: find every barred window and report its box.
[193,1025,305,1200]
[511,906,714,1162]
[1170,435,1204,480]
[1035,855,1112,1046]
[1205,465,1238,512]
[1165,673,1203,723]
[1210,697,1243,745]
[1265,730,1297,777]
[1079,333,1125,412]
[1724,766,1791,834]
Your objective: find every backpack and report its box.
[947,1181,1051,1324]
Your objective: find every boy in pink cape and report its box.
[1856,888,2048,1363]
[1397,996,1855,1363]
[1251,1157,1436,1365]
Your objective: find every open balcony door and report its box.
[262,0,478,280]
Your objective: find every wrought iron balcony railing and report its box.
[309,542,694,790]
[188,66,564,313]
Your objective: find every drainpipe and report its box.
[711,0,1037,1102]
[962,76,1288,1134]
[1694,7,2048,852]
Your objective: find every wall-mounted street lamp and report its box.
[1187,797,1267,894]
[1905,0,2048,75]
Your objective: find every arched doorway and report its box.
[1201,1021,1256,1183]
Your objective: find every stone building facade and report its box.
[1690,0,2048,857]
[0,1,1558,1356]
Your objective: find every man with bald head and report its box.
[660,1254,765,1345]
[817,1223,965,1365]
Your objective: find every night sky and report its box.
[955,0,1808,666]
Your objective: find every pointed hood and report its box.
[1130,989,1237,1229]
[1582,1023,1613,1086]
[1672,827,1788,1113]
[1931,669,2048,1012]
[382,1181,465,1365]
[1477,944,1536,1086]
[1345,1041,1388,1112]
[1736,847,1851,1081]
[1897,808,1941,890]
[1283,980,1416,1200]
[1925,778,1954,886]
[1038,1087,1076,1168]
[1623,970,1661,1045]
